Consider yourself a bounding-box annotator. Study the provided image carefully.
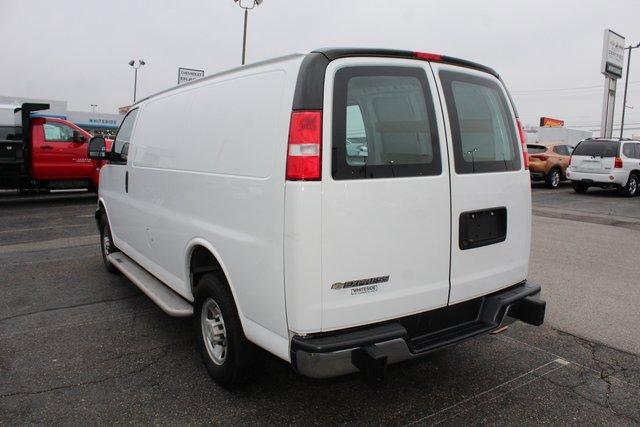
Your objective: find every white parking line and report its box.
[405,359,568,426]
[0,224,88,234]
[0,235,98,254]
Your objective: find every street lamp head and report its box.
[139,60,146,66]
[128,60,135,66]
[235,0,262,9]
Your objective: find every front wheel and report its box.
[99,216,119,274]
[620,174,638,197]
[194,272,260,387]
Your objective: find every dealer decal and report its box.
[331,275,389,291]
[350,284,378,295]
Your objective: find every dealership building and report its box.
[524,117,592,147]
[0,95,124,137]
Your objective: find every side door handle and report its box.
[125,170,129,193]
[41,145,53,150]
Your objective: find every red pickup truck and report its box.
[0,103,111,193]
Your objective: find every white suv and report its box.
[567,138,640,196]
[87,48,546,386]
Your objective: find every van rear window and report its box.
[439,71,520,174]
[331,66,441,179]
[572,140,619,157]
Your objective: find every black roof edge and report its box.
[293,48,519,117]
[312,48,501,79]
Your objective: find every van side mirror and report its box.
[73,130,87,143]
[88,136,107,159]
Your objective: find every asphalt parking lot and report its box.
[1,188,639,425]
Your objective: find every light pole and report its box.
[234,0,263,65]
[620,42,640,139]
[128,59,146,103]
[90,104,98,113]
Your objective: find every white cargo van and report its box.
[88,48,545,386]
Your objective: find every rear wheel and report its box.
[545,169,561,189]
[620,174,638,197]
[99,216,119,274]
[194,272,260,387]
[572,182,588,194]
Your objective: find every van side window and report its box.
[112,109,138,163]
[635,144,640,159]
[439,71,520,174]
[332,66,441,179]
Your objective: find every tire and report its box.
[620,174,639,197]
[99,216,119,274]
[572,182,588,194]
[194,272,260,387]
[545,168,561,189]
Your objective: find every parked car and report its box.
[0,103,111,193]
[567,138,640,196]
[88,48,546,386]
[527,143,573,188]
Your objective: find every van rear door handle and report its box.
[125,171,129,193]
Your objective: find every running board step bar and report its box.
[107,252,193,317]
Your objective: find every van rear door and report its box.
[320,58,451,331]
[431,63,530,304]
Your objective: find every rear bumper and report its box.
[291,281,544,379]
[567,169,627,186]
[528,163,547,180]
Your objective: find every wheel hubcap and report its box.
[552,171,560,187]
[201,298,227,365]
[630,178,637,195]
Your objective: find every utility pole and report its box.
[620,42,640,139]
[128,59,146,103]
[234,0,263,65]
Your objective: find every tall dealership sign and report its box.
[600,29,625,138]
[178,68,205,85]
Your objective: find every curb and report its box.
[533,207,640,230]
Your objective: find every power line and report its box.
[568,122,640,128]
[511,81,640,94]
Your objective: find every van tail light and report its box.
[516,118,529,170]
[614,157,623,168]
[568,156,572,166]
[286,110,322,180]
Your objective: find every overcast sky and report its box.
[1,0,639,134]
